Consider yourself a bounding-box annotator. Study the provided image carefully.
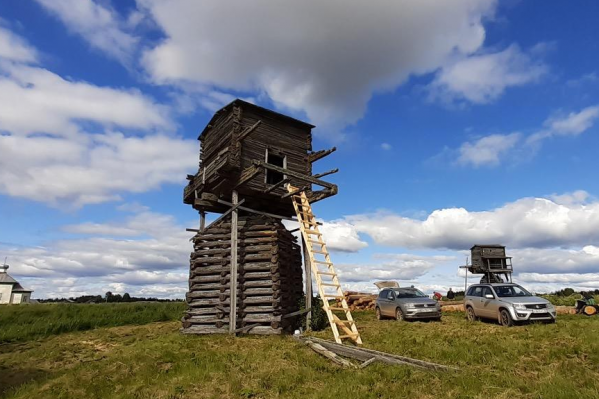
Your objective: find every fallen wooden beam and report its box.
[303,340,355,368]
[302,337,458,372]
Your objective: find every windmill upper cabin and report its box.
[182,100,362,345]
[183,99,338,217]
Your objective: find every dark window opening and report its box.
[266,152,285,185]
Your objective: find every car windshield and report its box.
[394,288,427,299]
[493,285,532,297]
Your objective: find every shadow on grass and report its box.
[0,366,53,397]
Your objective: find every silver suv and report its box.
[375,287,441,321]
[465,283,556,326]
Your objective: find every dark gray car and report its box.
[375,287,441,321]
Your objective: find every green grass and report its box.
[1,308,598,399]
[541,294,599,307]
[0,302,185,343]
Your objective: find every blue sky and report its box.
[1,0,599,298]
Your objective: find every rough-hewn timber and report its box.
[182,214,303,335]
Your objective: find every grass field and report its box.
[0,302,185,343]
[1,303,598,399]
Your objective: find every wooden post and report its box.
[302,236,312,330]
[229,191,239,334]
[199,211,206,233]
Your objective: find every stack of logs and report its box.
[335,291,377,311]
[182,215,303,335]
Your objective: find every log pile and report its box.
[182,215,303,335]
[335,291,377,311]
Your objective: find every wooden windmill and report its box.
[182,99,361,344]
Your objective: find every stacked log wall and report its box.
[182,215,303,335]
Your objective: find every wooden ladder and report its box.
[288,185,362,345]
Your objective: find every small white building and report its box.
[0,263,33,304]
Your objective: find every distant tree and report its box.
[562,288,575,296]
[105,291,113,302]
[123,293,131,302]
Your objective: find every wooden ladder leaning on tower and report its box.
[287,185,362,345]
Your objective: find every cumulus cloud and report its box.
[0,132,197,207]
[346,192,599,250]
[456,132,520,167]
[0,63,171,137]
[0,27,196,207]
[381,143,392,151]
[429,44,546,104]
[338,254,455,283]
[318,220,368,253]
[33,0,138,64]
[137,0,499,130]
[2,208,193,298]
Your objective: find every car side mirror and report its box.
[484,294,494,299]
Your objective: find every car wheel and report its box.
[395,308,404,321]
[499,309,514,327]
[375,307,382,320]
[466,306,477,322]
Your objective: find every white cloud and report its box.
[447,105,599,167]
[456,132,520,167]
[0,28,196,207]
[0,25,38,63]
[0,63,171,137]
[338,254,455,283]
[381,143,392,151]
[513,246,599,274]
[346,193,599,250]
[2,208,194,298]
[0,132,197,207]
[33,0,138,64]
[138,0,497,130]
[429,44,546,104]
[318,220,368,253]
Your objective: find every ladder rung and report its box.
[308,240,323,245]
[313,260,333,265]
[327,307,349,311]
[304,230,321,235]
[312,250,328,255]
[334,320,356,324]
[338,333,359,339]
[316,271,335,276]
[321,283,340,287]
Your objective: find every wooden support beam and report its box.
[313,168,339,179]
[229,190,239,334]
[200,211,206,232]
[308,147,336,163]
[217,199,297,222]
[281,307,312,319]
[238,120,262,142]
[302,237,313,329]
[186,228,200,232]
[263,177,290,194]
[253,160,336,190]
[281,185,310,199]
[205,199,246,230]
[235,165,261,189]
